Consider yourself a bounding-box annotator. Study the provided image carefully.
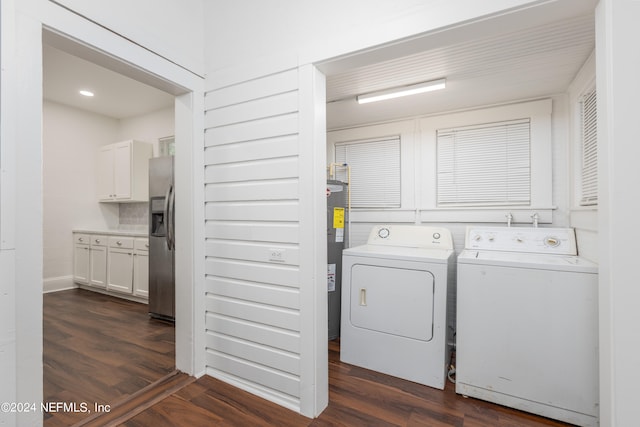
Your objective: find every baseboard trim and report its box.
[43,275,77,293]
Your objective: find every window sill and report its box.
[348,207,556,225]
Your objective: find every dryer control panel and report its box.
[465,226,577,255]
[367,225,453,250]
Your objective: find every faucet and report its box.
[506,212,513,227]
[531,212,539,228]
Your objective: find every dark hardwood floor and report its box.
[43,288,175,426]
[45,289,573,426]
[124,342,572,427]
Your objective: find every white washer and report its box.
[340,225,455,389]
[456,227,598,427]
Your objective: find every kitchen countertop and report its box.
[73,227,148,238]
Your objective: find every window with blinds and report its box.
[335,137,401,208]
[580,89,597,206]
[437,119,531,206]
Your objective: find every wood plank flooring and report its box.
[45,289,574,426]
[124,340,573,426]
[43,288,175,426]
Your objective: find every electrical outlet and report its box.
[269,248,286,262]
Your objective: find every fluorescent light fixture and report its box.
[79,90,94,97]
[357,78,446,104]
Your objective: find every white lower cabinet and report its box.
[133,238,149,298]
[73,231,148,301]
[73,233,107,288]
[107,236,134,294]
[89,236,108,289]
[73,234,90,285]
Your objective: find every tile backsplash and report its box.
[119,202,148,226]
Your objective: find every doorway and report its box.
[39,27,202,423]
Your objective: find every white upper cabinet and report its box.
[98,140,152,202]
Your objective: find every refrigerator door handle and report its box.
[168,184,175,250]
[163,185,172,249]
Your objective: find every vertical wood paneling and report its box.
[203,67,304,410]
[205,351,300,398]
[205,276,299,308]
[204,179,298,202]
[205,113,298,147]
[206,240,300,266]
[204,156,299,183]
[205,201,299,222]
[205,221,299,244]
[205,91,298,129]
[205,313,300,354]
[206,68,298,110]
[205,259,300,288]
[204,295,300,333]
[205,333,300,376]
[205,135,298,165]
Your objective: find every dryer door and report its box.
[349,263,434,341]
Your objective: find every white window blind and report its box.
[580,89,598,206]
[335,137,401,208]
[437,119,531,206]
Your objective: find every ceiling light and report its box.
[356,78,446,104]
[79,90,94,97]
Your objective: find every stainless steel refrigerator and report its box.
[148,156,175,322]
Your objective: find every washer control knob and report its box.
[474,235,482,241]
[433,232,441,240]
[545,237,560,247]
[378,227,390,239]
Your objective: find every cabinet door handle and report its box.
[144,243,149,248]
[95,239,101,244]
[117,241,122,246]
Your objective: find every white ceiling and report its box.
[42,3,595,128]
[43,44,175,119]
[326,12,595,129]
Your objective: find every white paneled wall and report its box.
[203,67,304,411]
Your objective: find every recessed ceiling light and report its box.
[79,90,94,97]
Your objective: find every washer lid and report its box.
[344,244,453,263]
[458,249,598,273]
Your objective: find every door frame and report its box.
[2,4,205,420]
[37,14,206,377]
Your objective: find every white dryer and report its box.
[456,227,598,427]
[340,225,455,389]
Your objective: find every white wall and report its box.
[42,102,176,292]
[53,0,205,77]
[43,101,120,290]
[327,98,568,251]
[118,107,175,156]
[202,0,578,418]
[5,0,635,425]
[206,0,550,71]
[1,1,204,424]
[596,1,640,426]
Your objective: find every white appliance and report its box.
[456,226,598,427]
[340,225,455,389]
